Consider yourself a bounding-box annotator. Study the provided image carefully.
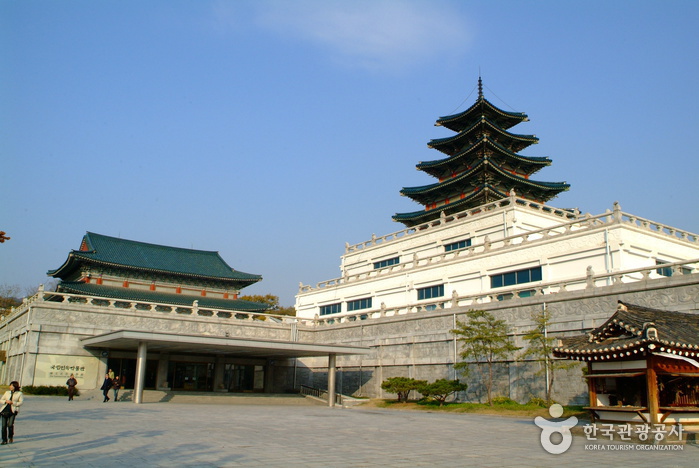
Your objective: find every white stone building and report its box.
[295,196,699,322]
[296,80,699,321]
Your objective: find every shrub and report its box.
[22,385,79,396]
[417,379,467,407]
[491,396,517,405]
[527,397,549,408]
[381,377,427,402]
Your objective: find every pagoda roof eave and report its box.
[393,186,509,225]
[400,160,569,198]
[428,117,538,153]
[417,137,551,171]
[436,97,528,131]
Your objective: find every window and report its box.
[319,303,341,316]
[496,290,535,301]
[417,284,444,300]
[347,297,372,311]
[374,257,399,269]
[490,266,542,289]
[656,260,692,277]
[444,238,472,252]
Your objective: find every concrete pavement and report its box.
[0,395,696,467]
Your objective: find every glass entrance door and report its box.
[223,364,265,392]
[168,362,214,391]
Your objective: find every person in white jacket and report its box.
[0,381,23,445]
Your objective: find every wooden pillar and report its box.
[587,362,597,422]
[645,355,659,425]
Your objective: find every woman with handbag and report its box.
[0,381,24,445]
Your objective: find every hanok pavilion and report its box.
[554,301,699,427]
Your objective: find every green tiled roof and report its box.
[56,281,269,312]
[428,117,538,155]
[48,232,262,284]
[436,96,528,132]
[417,136,551,172]
[393,187,509,225]
[400,160,569,197]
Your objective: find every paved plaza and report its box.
[0,395,696,467]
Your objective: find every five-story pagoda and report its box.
[393,78,569,227]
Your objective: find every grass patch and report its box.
[364,398,587,419]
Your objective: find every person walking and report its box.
[100,374,112,402]
[66,374,78,401]
[112,376,121,402]
[0,381,23,445]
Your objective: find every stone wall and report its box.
[296,273,699,404]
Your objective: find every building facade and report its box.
[295,82,698,322]
[0,233,367,403]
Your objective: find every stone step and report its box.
[79,389,322,405]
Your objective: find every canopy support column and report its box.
[328,353,337,407]
[133,341,148,404]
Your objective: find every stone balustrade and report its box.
[3,290,299,327]
[301,201,698,293]
[301,259,699,327]
[344,196,579,254]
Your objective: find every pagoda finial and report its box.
[478,76,483,99]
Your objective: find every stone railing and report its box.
[344,195,580,254]
[2,287,299,329]
[300,259,699,327]
[300,201,698,293]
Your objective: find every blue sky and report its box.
[2,0,698,306]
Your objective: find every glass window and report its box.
[490,266,543,289]
[444,238,472,252]
[374,257,399,269]
[417,284,444,300]
[347,297,372,311]
[320,303,341,316]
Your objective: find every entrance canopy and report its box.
[82,330,370,358]
[83,330,370,406]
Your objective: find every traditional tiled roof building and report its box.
[0,232,367,403]
[48,232,267,312]
[554,301,699,427]
[394,78,569,227]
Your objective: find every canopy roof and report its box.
[83,330,370,359]
[48,232,262,286]
[55,281,269,312]
[553,301,699,362]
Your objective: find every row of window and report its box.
[320,265,543,315]
[320,297,373,316]
[372,238,472,270]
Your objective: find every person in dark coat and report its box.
[66,374,78,401]
[100,374,112,402]
[112,376,121,402]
